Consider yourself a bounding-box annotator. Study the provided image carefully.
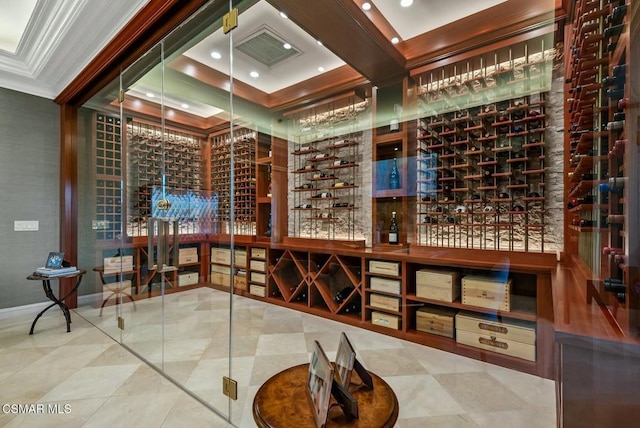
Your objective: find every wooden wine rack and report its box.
[564,0,637,334]
[93,113,123,241]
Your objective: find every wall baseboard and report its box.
[0,301,50,319]
[0,292,105,320]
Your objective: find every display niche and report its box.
[412,36,557,253]
[288,99,371,244]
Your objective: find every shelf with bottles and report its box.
[415,92,548,252]
[209,128,256,236]
[124,119,204,238]
[308,253,362,317]
[267,249,308,303]
[290,130,363,241]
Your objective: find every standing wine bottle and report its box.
[389,157,401,189]
[389,212,399,245]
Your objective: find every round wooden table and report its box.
[253,363,398,428]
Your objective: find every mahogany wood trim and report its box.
[266,0,406,84]
[271,136,288,243]
[536,272,555,378]
[269,65,367,112]
[116,96,219,134]
[409,27,556,78]
[59,104,78,308]
[55,0,209,106]
[403,0,562,71]
[351,0,398,44]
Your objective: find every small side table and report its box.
[26,270,86,334]
[253,363,399,427]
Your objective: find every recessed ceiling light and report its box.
[391,37,400,44]
[146,93,155,98]
[362,2,371,11]
[316,40,323,46]
[181,103,189,109]
[250,71,260,78]
[400,0,414,7]
[283,43,292,50]
[279,11,288,19]
[318,66,325,72]
[211,51,222,59]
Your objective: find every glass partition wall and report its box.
[68,0,590,427]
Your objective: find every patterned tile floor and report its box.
[0,287,556,427]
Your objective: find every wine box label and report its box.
[416,269,460,303]
[178,272,199,287]
[416,306,456,338]
[234,275,247,291]
[250,284,266,297]
[371,311,400,330]
[370,276,401,294]
[250,260,267,272]
[462,275,511,311]
[250,272,266,284]
[251,248,266,259]
[369,260,400,277]
[210,272,231,287]
[179,248,198,265]
[456,312,535,362]
[104,256,134,273]
[369,293,401,312]
[211,248,231,265]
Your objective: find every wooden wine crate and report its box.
[416,306,456,338]
[416,269,460,302]
[234,250,247,268]
[370,276,401,294]
[455,312,536,361]
[178,248,198,265]
[210,271,230,287]
[178,272,199,287]
[234,275,247,291]
[250,284,266,297]
[104,256,134,273]
[250,272,266,284]
[211,248,231,265]
[251,247,266,259]
[371,311,400,330]
[211,264,231,274]
[370,293,401,312]
[369,260,400,277]
[462,275,511,311]
[250,259,267,272]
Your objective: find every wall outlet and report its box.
[14,220,39,231]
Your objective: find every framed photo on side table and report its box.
[307,340,334,428]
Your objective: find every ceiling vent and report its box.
[235,26,300,68]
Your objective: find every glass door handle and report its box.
[148,217,179,272]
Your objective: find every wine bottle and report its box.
[389,212,399,245]
[389,158,401,189]
[265,213,272,237]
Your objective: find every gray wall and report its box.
[0,88,60,309]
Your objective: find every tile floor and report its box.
[0,287,556,427]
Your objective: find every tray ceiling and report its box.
[0,0,552,105]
